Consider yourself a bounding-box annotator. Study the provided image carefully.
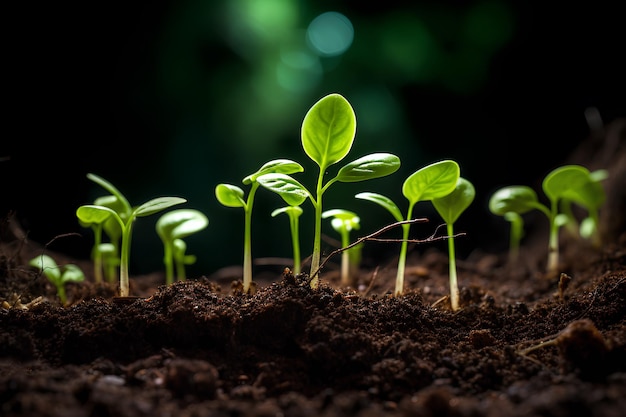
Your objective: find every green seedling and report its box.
[432,177,475,311]
[29,254,85,306]
[355,159,460,296]
[489,164,606,276]
[77,194,125,284]
[215,159,305,294]
[322,209,361,287]
[488,186,547,264]
[257,93,401,288]
[77,173,186,297]
[97,243,119,283]
[558,169,608,247]
[156,208,209,284]
[271,205,304,275]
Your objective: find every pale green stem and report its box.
[119,222,133,297]
[289,213,301,275]
[242,183,259,293]
[175,256,186,281]
[309,172,325,289]
[395,204,415,296]
[447,222,459,311]
[547,202,559,275]
[340,230,350,286]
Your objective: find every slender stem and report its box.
[93,224,103,283]
[119,221,133,297]
[289,213,301,275]
[547,201,559,275]
[309,170,325,288]
[340,230,350,286]
[447,222,459,311]
[242,183,259,293]
[395,204,415,296]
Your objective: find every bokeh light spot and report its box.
[306,12,354,57]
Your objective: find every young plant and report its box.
[271,205,304,275]
[77,173,187,297]
[156,209,209,284]
[489,164,606,276]
[29,254,85,306]
[257,93,401,288]
[215,159,305,294]
[432,177,475,311]
[321,209,361,287]
[355,159,460,296]
[488,186,547,264]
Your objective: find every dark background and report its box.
[3,1,624,277]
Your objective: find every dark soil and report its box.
[1,120,625,417]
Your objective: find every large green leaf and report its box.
[301,93,356,170]
[242,159,304,185]
[488,186,540,215]
[156,209,209,240]
[215,184,246,208]
[542,165,590,203]
[432,177,475,224]
[402,160,460,205]
[355,192,404,223]
[336,153,401,182]
[257,173,310,206]
[134,197,187,217]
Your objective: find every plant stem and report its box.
[547,203,559,275]
[309,171,325,288]
[447,222,459,311]
[242,183,259,293]
[395,205,415,296]
[119,223,133,297]
[289,214,301,275]
[164,241,174,285]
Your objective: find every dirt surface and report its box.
[1,120,625,417]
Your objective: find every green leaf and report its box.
[542,165,590,203]
[432,177,475,224]
[134,197,187,217]
[271,206,303,217]
[215,184,246,208]
[301,93,356,170]
[257,173,310,206]
[488,186,541,215]
[86,173,132,214]
[29,254,61,282]
[156,209,209,241]
[336,153,401,182]
[322,209,360,232]
[242,159,304,185]
[355,192,404,223]
[61,264,85,283]
[76,205,113,225]
[402,160,460,205]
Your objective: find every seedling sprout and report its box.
[257,93,401,288]
[432,177,475,311]
[271,205,304,275]
[77,173,186,297]
[156,209,209,284]
[215,159,304,294]
[322,208,361,287]
[355,159,460,295]
[29,254,85,306]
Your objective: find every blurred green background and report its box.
[5,0,624,278]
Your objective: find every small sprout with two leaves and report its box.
[489,164,608,276]
[257,93,401,288]
[215,159,304,294]
[432,177,475,311]
[356,159,460,296]
[77,173,187,297]
[78,194,124,284]
[156,208,209,284]
[321,208,362,288]
[29,254,85,306]
[271,205,304,275]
